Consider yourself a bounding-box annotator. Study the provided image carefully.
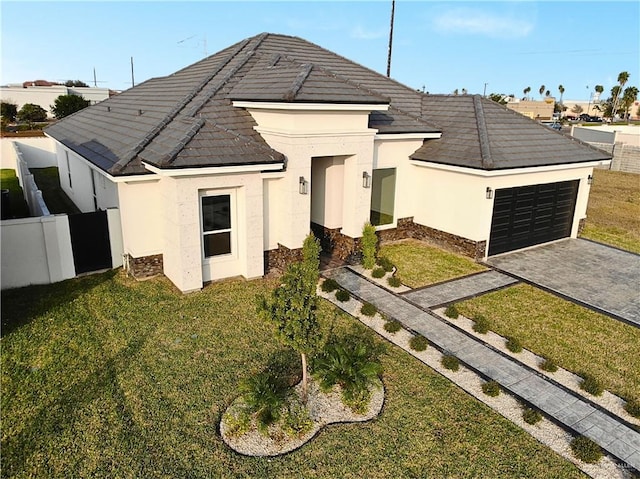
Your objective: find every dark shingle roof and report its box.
[412,95,611,169]
[45,33,610,176]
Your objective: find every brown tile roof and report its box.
[413,95,612,169]
[45,33,610,176]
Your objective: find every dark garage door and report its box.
[489,180,579,256]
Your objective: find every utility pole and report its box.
[386,0,395,78]
[483,82,488,97]
[131,57,135,87]
[93,68,97,87]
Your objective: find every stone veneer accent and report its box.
[124,253,164,279]
[264,243,304,274]
[578,218,586,236]
[378,217,487,261]
[310,222,362,263]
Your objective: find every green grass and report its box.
[0,168,30,218]
[30,167,81,214]
[379,239,486,288]
[457,284,640,402]
[581,169,640,253]
[1,272,586,478]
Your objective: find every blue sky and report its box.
[1,1,638,102]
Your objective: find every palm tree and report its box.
[612,71,630,118]
[558,85,565,105]
[622,86,639,122]
[523,86,531,100]
[539,84,545,98]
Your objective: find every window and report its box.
[369,168,396,226]
[201,195,232,257]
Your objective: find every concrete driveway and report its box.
[486,239,640,327]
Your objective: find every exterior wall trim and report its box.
[233,101,390,111]
[409,159,611,177]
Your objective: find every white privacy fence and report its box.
[1,138,123,290]
[1,209,123,290]
[13,142,51,216]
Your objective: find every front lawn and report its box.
[1,271,584,478]
[457,284,640,403]
[379,239,486,288]
[581,169,640,253]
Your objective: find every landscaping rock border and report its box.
[221,378,384,457]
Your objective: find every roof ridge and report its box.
[111,37,253,173]
[276,33,424,102]
[284,64,313,102]
[159,117,206,166]
[112,34,271,174]
[277,53,390,104]
[473,95,494,169]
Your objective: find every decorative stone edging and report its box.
[220,378,384,457]
[431,307,640,428]
[319,285,630,479]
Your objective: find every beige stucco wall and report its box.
[158,171,264,292]
[373,137,427,227]
[247,106,380,247]
[506,99,555,120]
[409,161,599,257]
[55,143,119,212]
[117,179,163,258]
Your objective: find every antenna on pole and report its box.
[131,57,135,87]
[386,0,395,78]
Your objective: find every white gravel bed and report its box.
[319,287,631,479]
[432,307,639,427]
[221,378,384,457]
[348,264,412,293]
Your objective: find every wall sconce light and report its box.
[362,171,371,188]
[587,174,593,185]
[299,176,308,195]
[486,187,493,199]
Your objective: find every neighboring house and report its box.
[44,33,611,293]
[0,83,112,116]
[505,98,555,120]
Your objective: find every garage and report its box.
[488,180,579,256]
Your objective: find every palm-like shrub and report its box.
[241,370,289,432]
[313,341,382,412]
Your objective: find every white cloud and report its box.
[350,25,387,40]
[432,7,534,39]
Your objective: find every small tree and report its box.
[258,234,321,403]
[51,94,90,119]
[17,103,47,126]
[361,222,377,269]
[1,101,18,122]
[571,104,584,116]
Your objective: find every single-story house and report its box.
[44,33,611,293]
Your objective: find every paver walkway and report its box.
[325,267,640,472]
[403,270,518,308]
[486,239,640,327]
